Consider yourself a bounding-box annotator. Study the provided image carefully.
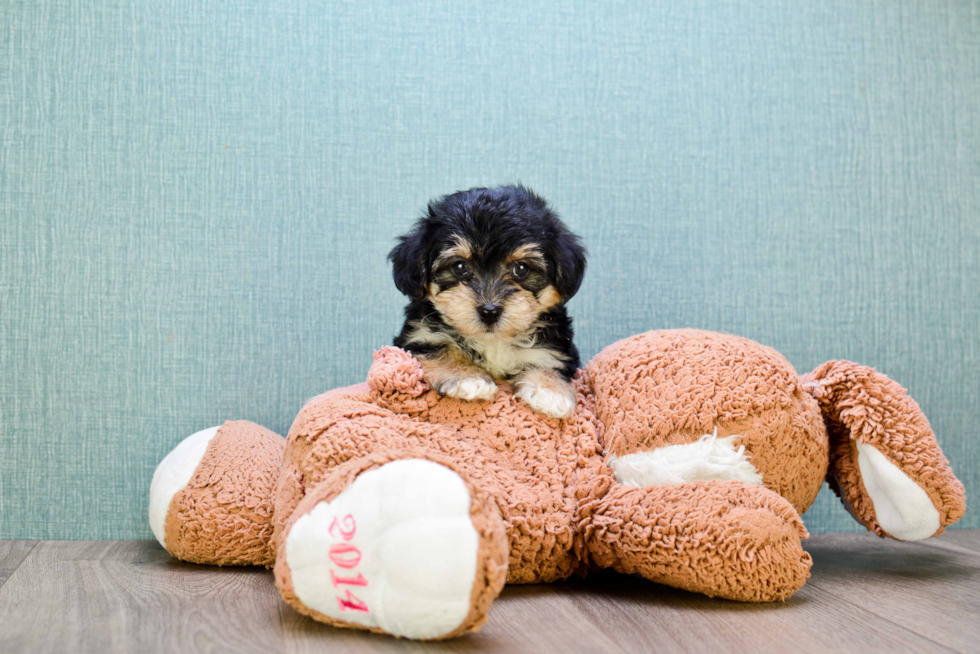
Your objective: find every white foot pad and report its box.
[857,443,941,541]
[148,426,219,549]
[284,459,479,639]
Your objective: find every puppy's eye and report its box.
[451,261,471,279]
[511,261,530,280]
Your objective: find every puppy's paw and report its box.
[514,372,577,419]
[438,374,498,402]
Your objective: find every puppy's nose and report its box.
[477,303,503,325]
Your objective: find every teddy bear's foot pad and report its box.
[856,443,940,541]
[283,459,480,639]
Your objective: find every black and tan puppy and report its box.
[389,185,587,419]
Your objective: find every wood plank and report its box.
[0,541,37,588]
[0,534,976,654]
[281,583,625,654]
[282,567,951,654]
[923,529,980,557]
[565,572,953,654]
[0,541,283,654]
[803,531,980,653]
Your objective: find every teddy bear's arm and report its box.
[584,479,811,602]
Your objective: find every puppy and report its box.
[388,185,586,419]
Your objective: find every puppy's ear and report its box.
[552,231,587,300]
[388,231,428,300]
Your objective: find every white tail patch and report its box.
[609,429,764,488]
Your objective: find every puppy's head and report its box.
[389,185,586,338]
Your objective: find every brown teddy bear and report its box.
[148,329,966,640]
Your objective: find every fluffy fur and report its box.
[609,430,765,488]
[389,185,586,418]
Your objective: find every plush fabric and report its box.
[274,451,509,638]
[802,361,966,540]
[150,329,966,639]
[585,331,829,513]
[272,348,607,585]
[163,420,284,566]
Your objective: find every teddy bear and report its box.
[148,329,966,640]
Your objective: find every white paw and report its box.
[856,443,941,541]
[440,375,498,401]
[515,382,576,419]
[284,460,479,640]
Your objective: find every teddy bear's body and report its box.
[275,359,601,587]
[150,330,965,640]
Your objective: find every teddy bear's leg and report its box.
[802,361,966,541]
[274,451,509,640]
[584,479,811,602]
[148,420,285,566]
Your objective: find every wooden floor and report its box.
[0,531,978,654]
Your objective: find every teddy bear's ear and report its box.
[802,361,966,541]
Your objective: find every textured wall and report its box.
[1,0,977,539]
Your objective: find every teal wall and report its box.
[1,0,977,540]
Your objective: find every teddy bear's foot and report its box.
[149,425,220,550]
[148,420,284,566]
[276,456,508,640]
[803,361,966,541]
